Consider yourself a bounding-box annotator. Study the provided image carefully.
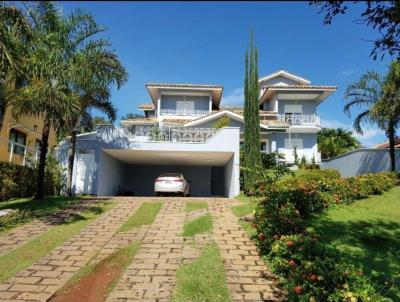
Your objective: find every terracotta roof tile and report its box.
[138,103,155,110]
[162,119,191,125]
[146,83,223,89]
[121,118,157,125]
[263,85,337,90]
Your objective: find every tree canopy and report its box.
[317,128,361,159]
[310,1,400,60]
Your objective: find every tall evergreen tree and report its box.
[243,32,261,191]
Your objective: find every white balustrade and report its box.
[124,125,218,143]
[159,109,209,116]
[277,114,320,126]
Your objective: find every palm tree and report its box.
[64,33,127,196]
[345,69,398,171]
[8,2,80,199]
[0,3,32,130]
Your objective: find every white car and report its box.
[154,173,191,197]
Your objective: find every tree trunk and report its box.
[67,116,81,196]
[388,124,396,171]
[35,116,51,200]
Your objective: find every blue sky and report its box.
[60,1,394,146]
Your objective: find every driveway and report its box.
[0,197,284,302]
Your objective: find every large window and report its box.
[8,129,27,155]
[284,135,303,149]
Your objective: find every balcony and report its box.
[124,125,218,143]
[159,109,209,116]
[277,114,320,126]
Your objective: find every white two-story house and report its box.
[58,70,336,197]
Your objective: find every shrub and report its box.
[253,171,398,301]
[264,233,376,301]
[0,209,31,232]
[212,116,230,129]
[0,155,66,201]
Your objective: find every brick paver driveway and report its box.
[0,197,285,302]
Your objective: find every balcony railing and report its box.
[277,114,320,126]
[159,109,210,116]
[124,125,218,143]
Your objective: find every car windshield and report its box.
[159,173,181,178]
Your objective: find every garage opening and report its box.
[96,149,235,197]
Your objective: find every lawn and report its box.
[172,243,232,302]
[118,202,161,232]
[0,200,115,282]
[308,186,400,301]
[0,196,81,233]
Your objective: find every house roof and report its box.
[145,82,224,108]
[138,103,155,110]
[260,84,337,105]
[162,118,192,125]
[374,138,400,149]
[120,118,157,126]
[183,109,287,130]
[258,69,311,85]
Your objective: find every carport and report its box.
[96,149,236,197]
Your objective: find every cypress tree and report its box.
[243,31,261,191]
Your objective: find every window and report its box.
[8,129,27,155]
[284,135,303,149]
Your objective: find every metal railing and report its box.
[123,125,218,143]
[159,109,210,116]
[277,114,320,126]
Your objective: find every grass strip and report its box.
[118,202,161,232]
[50,241,141,302]
[185,201,207,212]
[183,214,212,237]
[231,203,255,218]
[172,243,232,302]
[0,201,115,282]
[232,197,257,238]
[0,196,83,234]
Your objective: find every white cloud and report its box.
[221,88,243,107]
[320,118,385,147]
[340,69,356,77]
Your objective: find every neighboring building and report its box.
[0,106,57,165]
[58,70,336,197]
[374,138,400,149]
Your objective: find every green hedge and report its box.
[0,156,66,201]
[254,171,398,301]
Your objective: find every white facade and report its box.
[59,70,336,197]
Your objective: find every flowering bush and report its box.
[263,233,375,301]
[254,171,398,301]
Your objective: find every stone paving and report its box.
[0,197,285,302]
[0,200,143,302]
[107,201,186,302]
[209,199,286,302]
[0,200,99,256]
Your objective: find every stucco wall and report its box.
[322,149,400,177]
[57,126,241,197]
[160,95,209,111]
[97,151,126,196]
[277,99,316,115]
